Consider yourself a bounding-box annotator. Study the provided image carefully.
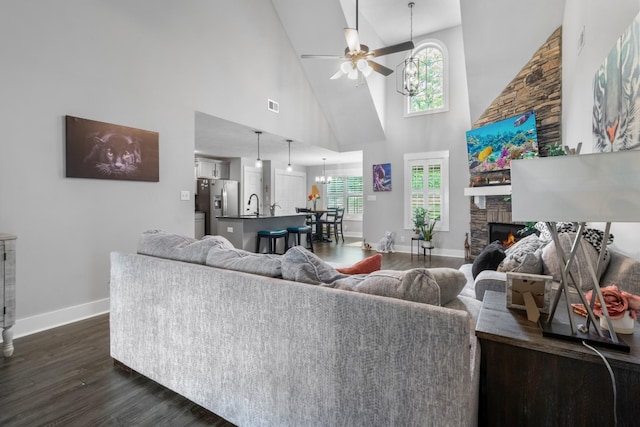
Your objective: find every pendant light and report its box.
[286,139,293,172]
[396,2,426,96]
[254,131,263,168]
[315,158,332,184]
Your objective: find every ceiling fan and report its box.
[301,0,414,80]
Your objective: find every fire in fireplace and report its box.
[488,222,529,249]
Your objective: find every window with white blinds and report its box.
[326,176,363,218]
[404,151,449,231]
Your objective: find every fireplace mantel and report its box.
[464,185,511,209]
[463,185,512,197]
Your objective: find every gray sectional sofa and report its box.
[466,231,640,301]
[110,231,482,426]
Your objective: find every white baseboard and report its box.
[386,244,466,259]
[1,298,110,343]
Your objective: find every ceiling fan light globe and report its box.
[348,68,358,80]
[340,61,352,74]
[363,65,373,77]
[356,59,368,71]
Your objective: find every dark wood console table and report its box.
[476,291,640,427]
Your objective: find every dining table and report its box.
[307,210,329,242]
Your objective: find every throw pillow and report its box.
[427,268,467,305]
[205,248,282,278]
[137,230,235,264]
[601,251,640,295]
[352,268,440,306]
[336,254,383,275]
[281,246,349,284]
[472,241,506,279]
[497,234,546,274]
[542,232,610,291]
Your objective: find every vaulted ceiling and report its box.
[195,0,461,165]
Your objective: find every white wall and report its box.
[562,0,640,258]
[362,26,471,256]
[0,0,335,336]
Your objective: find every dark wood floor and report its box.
[0,239,467,426]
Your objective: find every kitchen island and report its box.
[216,213,307,253]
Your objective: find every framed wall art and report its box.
[592,11,640,152]
[65,115,159,182]
[373,163,391,191]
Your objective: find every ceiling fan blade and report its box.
[371,40,415,57]
[330,69,344,80]
[301,54,345,60]
[344,28,360,53]
[368,60,393,76]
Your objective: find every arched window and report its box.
[405,40,448,116]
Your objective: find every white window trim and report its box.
[403,150,450,231]
[404,38,449,118]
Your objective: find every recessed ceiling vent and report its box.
[268,99,279,113]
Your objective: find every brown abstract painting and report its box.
[65,115,159,181]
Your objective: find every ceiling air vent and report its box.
[267,99,279,114]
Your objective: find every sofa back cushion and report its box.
[282,246,440,306]
[601,250,640,295]
[352,269,440,306]
[205,247,282,278]
[281,246,349,284]
[542,232,610,291]
[137,230,234,264]
[427,268,467,305]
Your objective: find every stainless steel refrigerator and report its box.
[195,178,239,235]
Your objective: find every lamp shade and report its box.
[511,150,640,223]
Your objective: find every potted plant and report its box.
[412,207,427,237]
[412,207,437,247]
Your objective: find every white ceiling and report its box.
[194,0,461,166]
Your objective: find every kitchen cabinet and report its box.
[195,159,230,180]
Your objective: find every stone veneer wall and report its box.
[469,27,562,257]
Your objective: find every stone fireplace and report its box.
[488,222,529,248]
[468,195,514,258]
[466,27,561,258]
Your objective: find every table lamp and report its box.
[511,150,640,351]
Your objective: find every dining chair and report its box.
[320,208,344,243]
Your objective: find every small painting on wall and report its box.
[65,115,159,181]
[373,163,391,191]
[593,11,640,152]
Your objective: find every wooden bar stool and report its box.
[256,229,288,254]
[286,225,314,252]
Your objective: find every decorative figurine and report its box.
[464,233,471,260]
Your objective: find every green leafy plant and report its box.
[412,207,437,241]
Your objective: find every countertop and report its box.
[217,213,307,219]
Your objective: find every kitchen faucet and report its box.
[247,193,260,217]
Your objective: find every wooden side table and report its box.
[1,233,16,357]
[476,291,640,426]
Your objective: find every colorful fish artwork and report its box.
[465,111,539,175]
[513,111,533,127]
[478,146,493,162]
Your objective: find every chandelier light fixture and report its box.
[254,131,263,168]
[315,158,332,184]
[286,139,293,172]
[396,2,427,96]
